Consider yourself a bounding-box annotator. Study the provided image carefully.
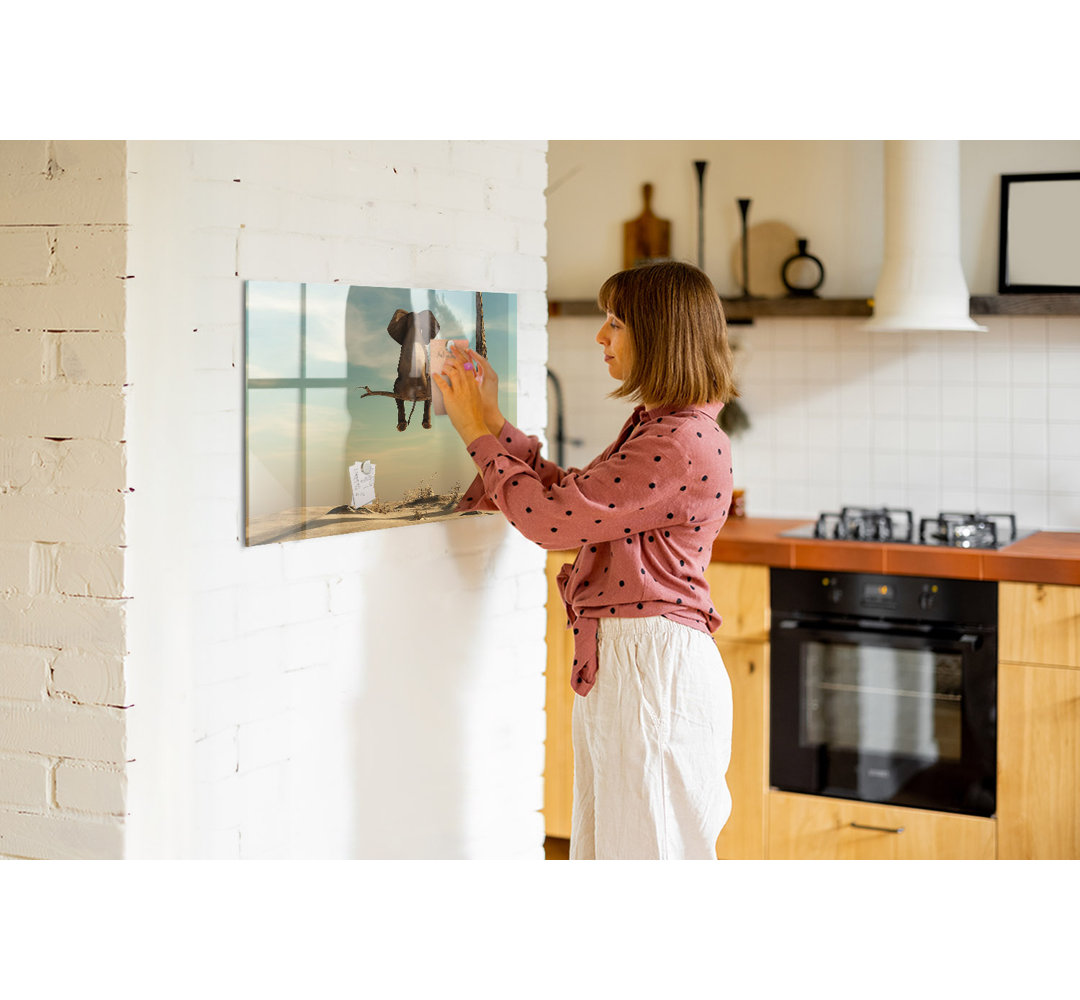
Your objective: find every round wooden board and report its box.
[730,220,801,299]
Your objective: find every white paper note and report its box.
[349,460,376,508]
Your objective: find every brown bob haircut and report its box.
[597,260,738,408]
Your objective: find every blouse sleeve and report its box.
[457,419,575,511]
[464,424,699,549]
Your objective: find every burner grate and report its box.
[815,506,915,543]
[919,512,1017,549]
[804,507,1022,548]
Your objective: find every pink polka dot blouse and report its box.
[458,402,733,696]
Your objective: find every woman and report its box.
[435,260,736,860]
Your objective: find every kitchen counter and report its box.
[710,517,1080,586]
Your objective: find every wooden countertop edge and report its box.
[710,520,1080,586]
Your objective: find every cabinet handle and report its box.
[849,822,905,834]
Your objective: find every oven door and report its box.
[769,618,997,817]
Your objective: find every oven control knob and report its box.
[829,586,843,604]
[919,584,939,611]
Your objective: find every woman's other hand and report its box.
[432,341,490,446]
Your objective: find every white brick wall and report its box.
[0,141,129,859]
[124,141,549,859]
[2,139,550,860]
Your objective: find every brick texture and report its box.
[2,139,550,860]
[0,140,128,859]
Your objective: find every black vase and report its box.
[781,238,825,298]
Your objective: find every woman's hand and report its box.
[469,349,504,436]
[432,341,491,447]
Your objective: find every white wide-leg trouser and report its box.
[570,616,733,860]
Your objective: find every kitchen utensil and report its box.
[623,183,671,269]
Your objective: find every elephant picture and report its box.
[243,280,516,546]
[386,307,438,431]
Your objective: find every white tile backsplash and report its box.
[1012,421,1048,457]
[1048,386,1079,421]
[1010,352,1049,385]
[549,313,1080,532]
[1012,455,1050,493]
[907,383,941,419]
[907,418,942,452]
[1049,422,1080,458]
[872,382,905,416]
[1011,386,1047,420]
[975,349,1011,384]
[941,384,975,419]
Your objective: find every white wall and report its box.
[547,140,1080,533]
[0,139,550,861]
[124,140,550,859]
[0,141,129,859]
[3,138,548,861]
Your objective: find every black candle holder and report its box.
[781,238,826,297]
[736,198,753,299]
[694,161,708,270]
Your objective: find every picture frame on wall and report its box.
[998,171,1080,294]
[243,281,517,546]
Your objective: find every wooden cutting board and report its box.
[624,183,671,268]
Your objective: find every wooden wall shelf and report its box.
[722,298,872,320]
[548,298,872,320]
[970,294,1080,315]
[549,294,1080,321]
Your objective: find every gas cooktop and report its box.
[780,507,1035,550]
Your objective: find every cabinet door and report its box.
[705,563,769,642]
[714,640,767,859]
[768,791,996,860]
[543,551,578,840]
[1000,582,1080,668]
[998,661,1080,859]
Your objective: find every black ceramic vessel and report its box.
[781,238,825,297]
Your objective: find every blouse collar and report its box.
[637,401,724,423]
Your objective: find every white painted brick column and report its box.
[124,140,550,859]
[0,141,129,860]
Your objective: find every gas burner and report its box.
[919,512,1018,550]
[783,507,1029,549]
[815,506,915,543]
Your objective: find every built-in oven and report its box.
[769,569,997,818]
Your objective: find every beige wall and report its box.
[547,140,1080,301]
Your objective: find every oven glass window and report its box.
[802,641,963,761]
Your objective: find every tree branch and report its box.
[356,386,431,401]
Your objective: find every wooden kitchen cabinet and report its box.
[713,639,768,859]
[997,582,1080,859]
[706,563,770,859]
[1000,582,1080,668]
[768,790,997,860]
[543,556,771,855]
[705,562,770,643]
[543,550,578,840]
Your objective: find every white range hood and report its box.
[863,140,987,334]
